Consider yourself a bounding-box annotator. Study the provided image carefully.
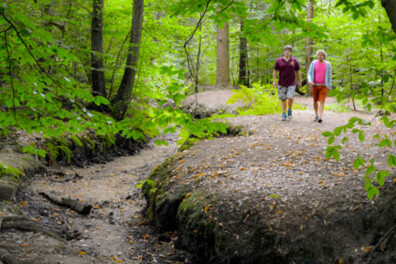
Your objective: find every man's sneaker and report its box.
[313,116,319,122]
[318,118,323,123]
[287,109,292,120]
[281,112,287,121]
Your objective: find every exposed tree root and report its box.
[0,216,50,236]
[39,191,92,215]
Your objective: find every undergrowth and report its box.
[226,83,306,115]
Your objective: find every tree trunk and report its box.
[238,21,249,87]
[382,0,396,34]
[91,0,107,98]
[305,0,314,96]
[216,23,230,88]
[112,0,144,120]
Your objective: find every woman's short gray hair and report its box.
[316,49,327,58]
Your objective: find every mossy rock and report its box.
[0,152,44,180]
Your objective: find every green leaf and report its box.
[380,116,390,127]
[349,117,361,124]
[366,165,376,177]
[328,135,335,145]
[388,155,396,167]
[379,139,392,148]
[358,131,365,142]
[37,149,47,158]
[376,170,390,186]
[334,126,343,136]
[366,186,379,200]
[154,140,169,146]
[353,156,364,170]
[93,96,110,106]
[322,131,333,137]
[341,137,348,144]
[332,148,340,160]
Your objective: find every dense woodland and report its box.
[0,0,395,199]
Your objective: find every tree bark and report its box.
[112,0,144,120]
[91,0,107,98]
[381,0,396,34]
[305,0,314,96]
[216,23,230,88]
[238,20,249,87]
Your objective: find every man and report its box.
[307,49,332,123]
[273,45,302,121]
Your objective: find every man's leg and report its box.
[281,99,287,120]
[287,98,293,120]
[281,99,287,113]
[278,86,287,121]
[286,86,295,120]
[287,98,294,110]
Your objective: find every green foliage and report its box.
[335,0,375,20]
[322,113,395,200]
[178,118,229,151]
[227,83,305,116]
[227,83,281,115]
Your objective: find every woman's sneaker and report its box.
[313,116,319,122]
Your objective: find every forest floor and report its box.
[0,90,395,264]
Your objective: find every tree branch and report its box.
[184,0,211,85]
[4,29,17,124]
[216,0,235,15]
[108,31,131,100]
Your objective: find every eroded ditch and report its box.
[1,133,201,264]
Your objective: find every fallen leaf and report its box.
[185,193,192,199]
[78,251,87,255]
[178,160,185,163]
[364,246,373,253]
[278,210,282,215]
[20,243,29,247]
[204,205,211,212]
[339,259,344,264]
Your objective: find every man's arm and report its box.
[273,70,278,88]
[296,70,302,88]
